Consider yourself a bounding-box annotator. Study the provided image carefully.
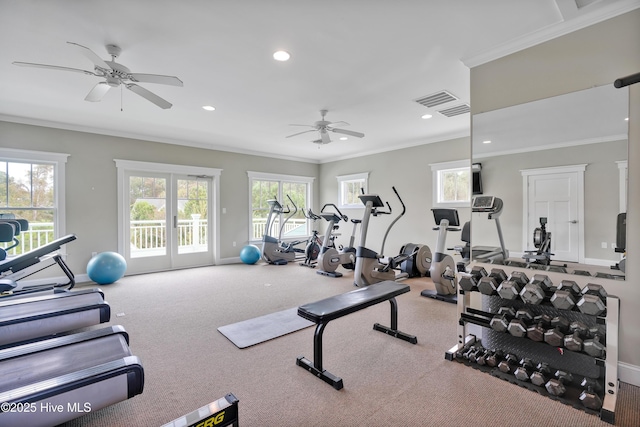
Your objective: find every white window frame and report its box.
[0,147,69,239]
[247,171,315,243]
[336,172,369,209]
[430,159,471,208]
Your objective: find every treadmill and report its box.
[0,325,144,427]
[470,196,509,263]
[0,288,110,348]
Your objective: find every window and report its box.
[430,160,470,208]
[0,148,68,255]
[248,171,314,242]
[337,172,368,208]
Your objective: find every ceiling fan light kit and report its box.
[286,109,365,145]
[13,41,183,109]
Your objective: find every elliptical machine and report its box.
[299,208,323,268]
[421,208,460,304]
[261,196,306,265]
[353,187,411,287]
[316,204,358,277]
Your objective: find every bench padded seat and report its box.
[298,281,410,323]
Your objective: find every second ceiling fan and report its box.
[286,110,365,145]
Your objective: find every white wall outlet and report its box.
[233,241,236,247]
[222,207,227,214]
[601,242,607,249]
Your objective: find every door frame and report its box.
[521,164,586,263]
[115,159,222,273]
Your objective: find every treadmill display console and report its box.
[472,196,495,211]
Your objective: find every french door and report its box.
[116,160,221,275]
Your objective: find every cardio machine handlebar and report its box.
[320,203,348,222]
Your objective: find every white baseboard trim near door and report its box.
[619,362,640,387]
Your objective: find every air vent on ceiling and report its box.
[437,104,470,117]
[575,0,600,9]
[414,91,458,108]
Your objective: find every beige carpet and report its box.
[57,263,638,427]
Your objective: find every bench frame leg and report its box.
[296,297,417,390]
[373,297,418,344]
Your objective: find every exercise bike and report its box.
[316,204,358,278]
[261,195,306,265]
[353,187,412,287]
[421,208,460,304]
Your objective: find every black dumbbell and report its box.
[497,353,519,373]
[545,370,574,396]
[563,321,589,352]
[583,333,606,358]
[507,308,534,337]
[490,306,517,333]
[469,348,487,364]
[579,378,603,410]
[514,358,536,382]
[577,283,608,316]
[530,362,552,387]
[477,268,507,295]
[496,271,529,299]
[550,280,581,310]
[520,274,553,304]
[526,314,552,342]
[454,341,476,360]
[543,316,570,347]
[458,266,487,291]
[485,349,504,368]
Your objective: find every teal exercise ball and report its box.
[87,252,127,284]
[240,245,261,265]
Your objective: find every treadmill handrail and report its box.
[0,355,143,404]
[0,325,127,361]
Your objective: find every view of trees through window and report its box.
[251,179,309,241]
[0,161,55,254]
[440,168,470,203]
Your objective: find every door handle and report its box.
[569,220,578,224]
[173,216,178,228]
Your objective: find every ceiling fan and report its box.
[13,42,183,109]
[286,110,365,145]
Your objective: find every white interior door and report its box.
[522,165,586,263]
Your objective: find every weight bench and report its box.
[296,280,417,390]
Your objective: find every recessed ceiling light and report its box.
[202,105,215,111]
[273,50,290,61]
[421,114,433,119]
[483,140,492,144]
[339,137,348,141]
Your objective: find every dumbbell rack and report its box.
[446,264,619,424]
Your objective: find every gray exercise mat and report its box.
[217,307,314,349]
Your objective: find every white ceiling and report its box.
[1,0,637,164]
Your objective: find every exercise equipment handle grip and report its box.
[614,72,640,88]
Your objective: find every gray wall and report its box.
[473,139,627,262]
[471,10,640,374]
[0,121,320,272]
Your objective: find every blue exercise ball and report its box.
[87,251,127,285]
[240,244,261,265]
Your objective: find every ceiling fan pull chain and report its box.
[120,84,123,112]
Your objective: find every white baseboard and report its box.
[218,257,242,265]
[619,362,640,387]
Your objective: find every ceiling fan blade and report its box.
[286,129,316,138]
[85,82,111,102]
[330,128,365,138]
[288,124,315,127]
[129,73,183,87]
[126,84,172,109]
[320,129,331,144]
[12,61,97,76]
[327,121,349,128]
[67,42,110,69]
